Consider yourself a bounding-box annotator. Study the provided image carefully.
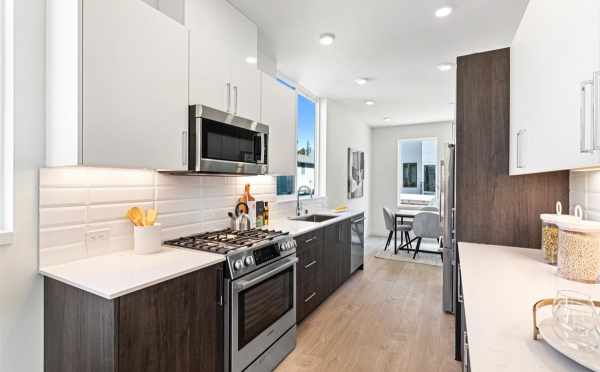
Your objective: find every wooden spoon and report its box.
[146,208,158,226]
[129,207,144,226]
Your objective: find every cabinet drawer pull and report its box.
[304,292,317,303]
[304,260,317,269]
[304,236,317,244]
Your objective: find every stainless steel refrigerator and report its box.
[440,143,456,314]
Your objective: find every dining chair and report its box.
[411,212,443,259]
[382,207,412,252]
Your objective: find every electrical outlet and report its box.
[86,228,111,255]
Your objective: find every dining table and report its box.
[394,207,440,255]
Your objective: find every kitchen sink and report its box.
[291,214,337,223]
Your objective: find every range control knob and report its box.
[234,259,244,271]
[280,242,288,251]
[245,256,254,266]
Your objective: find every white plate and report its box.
[539,318,600,371]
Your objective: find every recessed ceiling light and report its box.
[365,100,375,106]
[435,6,453,18]
[355,78,368,85]
[437,63,453,71]
[319,33,336,46]
[245,56,257,64]
[384,117,391,122]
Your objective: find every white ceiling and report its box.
[229,0,529,127]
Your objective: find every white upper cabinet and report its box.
[186,0,260,122]
[260,73,297,175]
[47,0,189,170]
[510,0,600,175]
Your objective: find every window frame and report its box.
[275,76,324,202]
[0,0,14,245]
[396,137,438,207]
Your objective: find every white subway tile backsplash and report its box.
[87,202,154,223]
[570,170,600,221]
[85,168,155,187]
[89,187,154,204]
[39,167,318,267]
[39,188,89,207]
[39,167,330,267]
[40,206,87,228]
[40,167,90,187]
[40,226,86,249]
[155,199,204,214]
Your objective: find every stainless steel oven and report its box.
[187,104,269,175]
[226,254,297,372]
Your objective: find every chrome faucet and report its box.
[296,185,313,216]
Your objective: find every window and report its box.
[0,0,13,244]
[423,164,436,193]
[402,163,417,188]
[397,138,437,206]
[295,94,317,195]
[276,80,320,198]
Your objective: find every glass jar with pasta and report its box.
[540,202,581,265]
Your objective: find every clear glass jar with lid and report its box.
[540,202,582,265]
[556,213,600,283]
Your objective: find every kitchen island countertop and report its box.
[459,242,600,372]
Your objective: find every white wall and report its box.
[0,0,45,371]
[370,121,452,236]
[325,99,371,230]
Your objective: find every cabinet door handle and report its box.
[458,264,463,304]
[182,131,188,166]
[304,260,317,269]
[226,82,232,113]
[581,80,594,153]
[516,129,526,168]
[233,86,238,115]
[304,292,317,303]
[594,71,600,150]
[304,236,317,244]
[463,331,469,371]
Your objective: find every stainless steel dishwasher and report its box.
[350,213,365,272]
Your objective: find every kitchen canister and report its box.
[556,211,600,283]
[540,202,582,265]
[133,223,162,255]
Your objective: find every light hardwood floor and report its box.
[276,238,461,372]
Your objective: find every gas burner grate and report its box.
[164,228,288,254]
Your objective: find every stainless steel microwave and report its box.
[187,105,268,175]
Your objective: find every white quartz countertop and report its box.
[40,247,224,300]
[267,209,364,237]
[39,209,364,300]
[459,242,600,372]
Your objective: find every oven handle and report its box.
[233,256,298,292]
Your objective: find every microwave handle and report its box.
[256,133,266,164]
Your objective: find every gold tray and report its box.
[533,298,600,340]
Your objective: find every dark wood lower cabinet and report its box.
[45,263,224,372]
[297,218,354,323]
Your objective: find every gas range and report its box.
[164,228,297,279]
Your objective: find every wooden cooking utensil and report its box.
[146,208,158,226]
[129,207,144,227]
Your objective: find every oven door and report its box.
[230,255,297,372]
